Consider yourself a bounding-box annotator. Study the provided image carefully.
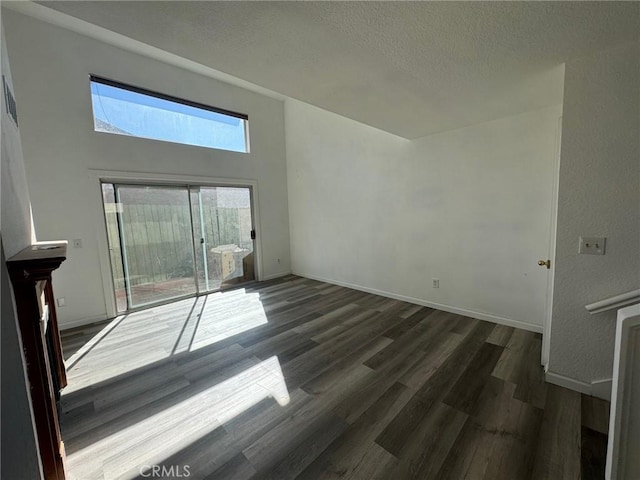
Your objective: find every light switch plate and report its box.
[579,236,606,255]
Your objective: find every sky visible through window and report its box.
[90,81,248,153]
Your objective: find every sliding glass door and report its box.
[190,186,255,293]
[102,182,255,313]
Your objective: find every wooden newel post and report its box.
[7,242,68,480]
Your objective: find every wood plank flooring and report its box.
[60,275,609,480]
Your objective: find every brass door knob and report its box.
[538,259,551,269]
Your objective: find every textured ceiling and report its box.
[34,1,640,138]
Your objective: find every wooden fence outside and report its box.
[105,203,251,290]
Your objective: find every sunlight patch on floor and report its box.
[176,289,268,353]
[65,356,289,480]
[63,289,268,394]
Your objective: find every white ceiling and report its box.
[32,1,640,139]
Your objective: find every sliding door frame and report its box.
[90,169,263,319]
[109,183,203,311]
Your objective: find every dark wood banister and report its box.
[7,241,68,480]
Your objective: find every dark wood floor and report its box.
[60,275,609,480]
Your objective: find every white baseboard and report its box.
[592,378,613,401]
[293,272,543,334]
[545,371,612,400]
[545,371,592,395]
[262,271,292,281]
[59,314,110,331]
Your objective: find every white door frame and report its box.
[88,169,263,319]
[541,115,563,369]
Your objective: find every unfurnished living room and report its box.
[1,1,639,479]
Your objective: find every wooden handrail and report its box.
[585,289,640,314]
[606,304,640,478]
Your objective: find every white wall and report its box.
[1,21,34,257]
[0,18,43,479]
[287,99,561,331]
[4,10,291,327]
[549,41,640,388]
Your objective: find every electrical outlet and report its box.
[57,297,65,307]
[432,278,439,288]
[579,236,606,255]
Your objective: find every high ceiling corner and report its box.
[28,1,640,138]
